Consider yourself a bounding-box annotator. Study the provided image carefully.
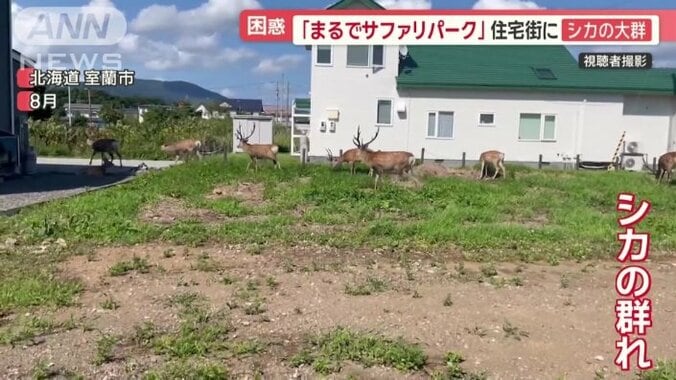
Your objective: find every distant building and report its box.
[137,104,175,123]
[220,98,264,115]
[64,103,102,120]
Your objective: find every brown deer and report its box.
[352,126,416,189]
[478,150,506,180]
[326,148,373,176]
[161,139,202,163]
[87,137,123,167]
[236,123,280,171]
[656,151,676,184]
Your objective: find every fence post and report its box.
[653,157,657,172]
[420,148,425,163]
[339,149,343,157]
[301,147,307,166]
[538,154,543,169]
[462,152,466,168]
[575,154,580,170]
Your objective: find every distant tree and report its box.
[100,102,124,124]
[72,114,88,128]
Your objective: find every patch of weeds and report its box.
[191,252,221,273]
[167,291,204,311]
[443,294,453,307]
[560,273,571,289]
[594,369,606,379]
[452,262,481,283]
[132,321,158,348]
[547,254,560,266]
[244,300,266,316]
[246,244,263,256]
[344,277,388,296]
[93,334,119,365]
[100,294,119,310]
[431,351,488,379]
[0,316,75,346]
[289,327,426,374]
[488,277,506,288]
[142,360,229,380]
[163,249,175,258]
[480,263,498,278]
[502,321,529,341]
[638,360,676,379]
[509,276,524,287]
[232,340,265,356]
[412,290,422,299]
[109,256,151,276]
[153,310,231,358]
[221,275,236,285]
[31,360,81,380]
[266,276,280,290]
[464,326,487,338]
[282,258,296,273]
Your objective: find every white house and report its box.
[306,0,676,169]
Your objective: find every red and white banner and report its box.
[239,9,676,45]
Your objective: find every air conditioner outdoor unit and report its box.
[622,155,644,172]
[626,141,641,153]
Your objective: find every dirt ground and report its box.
[1,242,674,379]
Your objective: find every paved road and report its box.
[0,157,178,215]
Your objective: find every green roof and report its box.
[294,98,311,109]
[397,45,676,96]
[326,0,385,10]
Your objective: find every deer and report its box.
[478,150,506,180]
[87,137,123,167]
[352,126,417,189]
[656,151,676,184]
[326,148,373,176]
[236,123,281,171]
[161,139,203,163]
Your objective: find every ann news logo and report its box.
[14,6,127,46]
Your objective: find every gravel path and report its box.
[0,157,178,215]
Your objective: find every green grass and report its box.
[290,327,427,375]
[638,360,676,379]
[142,360,229,380]
[1,155,675,263]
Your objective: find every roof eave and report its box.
[396,82,676,96]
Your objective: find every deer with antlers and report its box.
[236,123,280,171]
[478,150,506,180]
[326,148,373,176]
[352,126,416,189]
[656,151,676,184]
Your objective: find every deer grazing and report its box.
[87,137,123,167]
[236,123,281,171]
[656,151,676,184]
[352,126,416,189]
[326,148,373,176]
[478,150,506,180]
[161,139,202,163]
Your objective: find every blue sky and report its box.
[11,0,676,106]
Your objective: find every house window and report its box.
[347,45,370,67]
[518,113,557,141]
[372,45,384,67]
[427,111,454,139]
[347,45,384,67]
[478,113,495,126]
[377,99,392,125]
[316,45,332,65]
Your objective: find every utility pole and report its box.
[275,81,279,124]
[67,86,72,126]
[87,88,92,127]
[286,79,290,126]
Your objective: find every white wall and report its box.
[309,44,403,159]
[232,117,274,153]
[309,73,675,164]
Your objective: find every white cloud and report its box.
[254,55,305,74]
[130,0,262,35]
[220,88,235,97]
[176,34,220,52]
[376,0,432,9]
[472,0,543,9]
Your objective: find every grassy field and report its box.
[0,155,674,379]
